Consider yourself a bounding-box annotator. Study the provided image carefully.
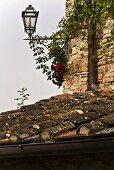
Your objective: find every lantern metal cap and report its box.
[25,5,36,12]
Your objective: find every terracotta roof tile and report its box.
[1,90,114,144]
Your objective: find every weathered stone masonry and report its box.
[63,0,114,93]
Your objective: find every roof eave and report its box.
[1,137,114,158]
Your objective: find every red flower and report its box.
[51,63,63,71]
[54,63,63,70]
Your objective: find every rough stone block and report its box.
[104,77,113,83]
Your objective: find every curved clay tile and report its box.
[0,90,114,144]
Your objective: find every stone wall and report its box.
[97,17,114,90]
[1,153,114,170]
[63,0,114,93]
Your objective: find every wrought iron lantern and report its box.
[22,5,67,49]
[22,5,39,38]
[22,5,51,44]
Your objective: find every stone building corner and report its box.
[63,0,114,94]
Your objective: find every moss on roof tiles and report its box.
[0,90,114,144]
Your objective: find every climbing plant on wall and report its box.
[59,0,114,37]
[55,0,114,91]
[30,0,114,89]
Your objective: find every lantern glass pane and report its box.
[24,17,35,28]
[30,17,36,28]
[25,12,37,27]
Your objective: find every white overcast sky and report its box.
[0,0,65,112]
